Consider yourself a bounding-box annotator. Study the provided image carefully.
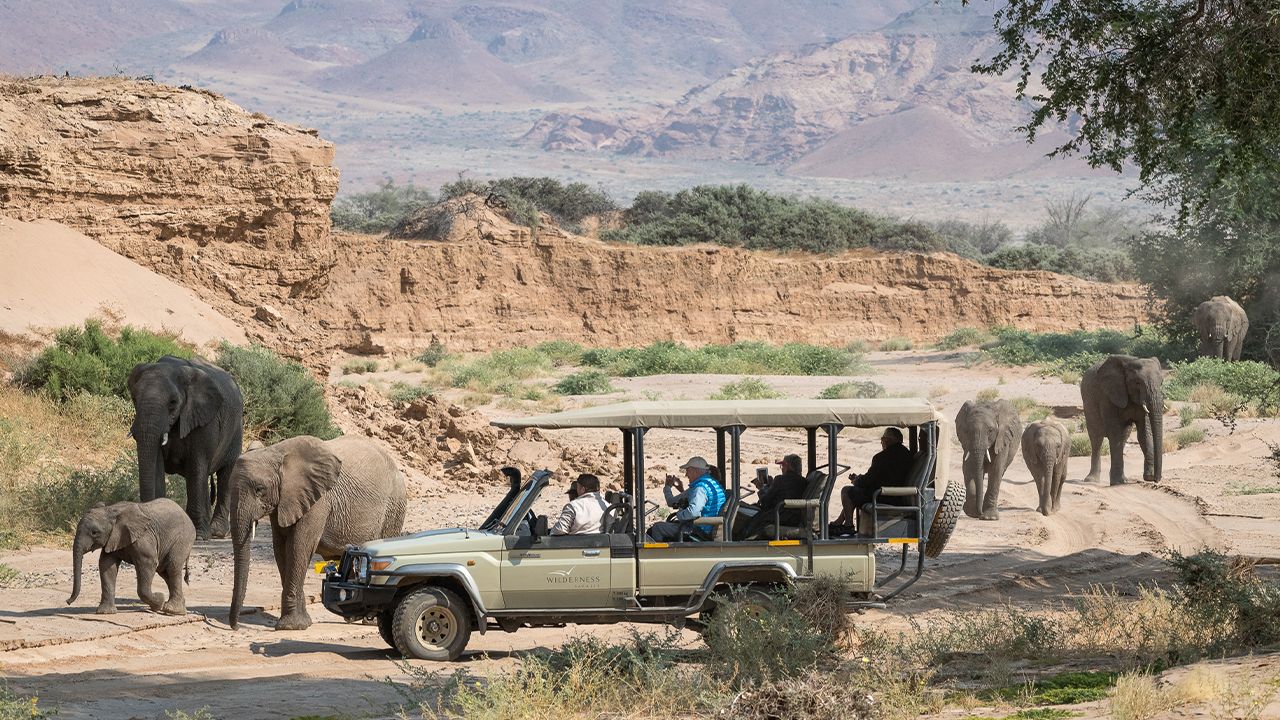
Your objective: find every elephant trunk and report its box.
[1038,454,1056,516]
[1147,393,1164,482]
[961,442,987,518]
[67,533,88,605]
[229,491,257,630]
[133,406,170,502]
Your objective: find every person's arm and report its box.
[664,484,688,508]
[674,484,707,521]
[549,502,575,535]
[859,453,890,490]
[757,481,780,508]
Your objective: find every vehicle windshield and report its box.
[493,478,540,532]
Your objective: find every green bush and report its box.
[533,340,585,367]
[602,184,936,254]
[703,585,842,685]
[710,378,783,400]
[817,381,886,399]
[387,382,431,404]
[1173,427,1206,447]
[415,336,448,367]
[215,343,340,443]
[935,327,994,350]
[1164,358,1280,406]
[4,452,187,534]
[0,683,55,719]
[331,179,435,234]
[17,320,193,401]
[580,341,865,377]
[982,326,1179,373]
[440,176,616,231]
[447,349,551,393]
[552,370,616,395]
[1167,549,1280,653]
[1069,433,1105,456]
[879,337,914,352]
[986,243,1135,282]
[340,359,378,375]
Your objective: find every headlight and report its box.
[350,555,369,583]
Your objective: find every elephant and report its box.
[955,399,1022,520]
[1081,355,1164,485]
[128,355,243,540]
[67,498,196,615]
[1021,419,1070,516]
[1194,295,1249,361]
[229,434,406,631]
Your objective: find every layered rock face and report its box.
[0,77,339,314]
[313,196,1153,355]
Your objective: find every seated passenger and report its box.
[832,427,914,529]
[550,473,610,535]
[646,457,726,542]
[737,454,808,539]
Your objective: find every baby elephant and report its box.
[67,498,196,615]
[1022,419,1071,516]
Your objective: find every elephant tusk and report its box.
[984,449,992,464]
[161,432,169,446]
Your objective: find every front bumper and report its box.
[321,576,399,619]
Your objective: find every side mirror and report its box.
[533,514,549,537]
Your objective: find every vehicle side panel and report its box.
[638,542,874,595]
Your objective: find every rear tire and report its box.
[925,476,963,558]
[391,586,472,661]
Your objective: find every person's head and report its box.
[679,456,710,481]
[880,427,904,449]
[777,453,802,475]
[575,473,600,495]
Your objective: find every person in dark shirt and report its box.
[832,427,915,529]
[737,454,809,539]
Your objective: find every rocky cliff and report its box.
[302,196,1153,357]
[0,76,339,319]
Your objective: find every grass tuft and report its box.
[879,337,914,352]
[552,370,616,395]
[710,378,784,400]
[817,381,885,399]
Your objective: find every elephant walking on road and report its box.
[128,356,243,540]
[229,435,406,631]
[67,499,196,615]
[1081,355,1164,485]
[955,399,1022,521]
[1022,419,1070,516]
[1194,296,1249,361]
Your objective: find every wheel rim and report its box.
[416,606,457,648]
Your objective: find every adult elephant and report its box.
[128,356,243,540]
[228,435,405,631]
[1194,295,1249,361]
[955,399,1022,521]
[1081,355,1164,485]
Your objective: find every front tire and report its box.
[391,586,472,661]
[376,609,396,650]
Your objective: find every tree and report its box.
[970,0,1280,357]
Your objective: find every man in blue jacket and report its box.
[645,456,726,542]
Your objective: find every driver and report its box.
[646,457,725,542]
[550,473,609,535]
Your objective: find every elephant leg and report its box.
[97,555,120,614]
[1034,469,1051,516]
[158,561,186,615]
[962,451,984,519]
[134,560,165,612]
[210,463,232,539]
[1106,422,1132,486]
[186,461,212,541]
[980,464,1002,520]
[1084,411,1104,484]
[276,520,323,631]
[1051,465,1066,512]
[1136,415,1157,482]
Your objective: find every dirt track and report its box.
[3,353,1278,719]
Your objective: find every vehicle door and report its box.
[500,533,617,609]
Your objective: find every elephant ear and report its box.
[105,504,156,554]
[277,437,341,527]
[179,364,223,439]
[1100,357,1131,409]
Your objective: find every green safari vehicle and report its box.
[322,399,962,660]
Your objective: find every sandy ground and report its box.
[3,351,1279,719]
[0,216,245,349]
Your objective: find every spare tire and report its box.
[924,476,963,558]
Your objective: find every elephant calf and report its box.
[229,435,406,631]
[1022,419,1070,516]
[67,498,196,615]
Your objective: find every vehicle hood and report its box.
[360,527,503,557]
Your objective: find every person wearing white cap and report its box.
[646,456,726,542]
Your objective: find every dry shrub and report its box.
[0,386,132,489]
[719,673,874,720]
[1110,672,1175,720]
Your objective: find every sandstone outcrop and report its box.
[0,76,339,329]
[307,195,1153,356]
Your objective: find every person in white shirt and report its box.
[550,473,610,535]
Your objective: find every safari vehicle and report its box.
[322,399,962,660]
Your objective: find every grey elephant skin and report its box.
[1021,419,1070,516]
[67,498,196,615]
[1081,355,1164,485]
[955,399,1022,520]
[128,355,244,540]
[229,434,406,631]
[1194,295,1249,361]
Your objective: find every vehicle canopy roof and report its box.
[491,398,942,430]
